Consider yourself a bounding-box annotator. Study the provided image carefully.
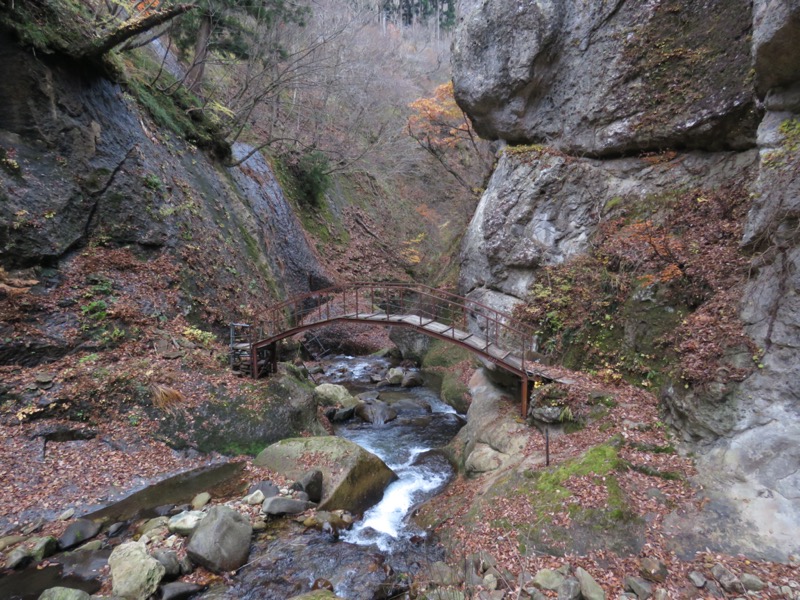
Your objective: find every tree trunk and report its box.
[185,13,212,92]
[79,3,194,58]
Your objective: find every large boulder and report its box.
[186,506,252,573]
[108,541,165,600]
[452,0,757,154]
[38,589,91,600]
[313,384,359,409]
[254,437,397,514]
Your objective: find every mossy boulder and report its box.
[254,437,397,514]
[313,384,359,409]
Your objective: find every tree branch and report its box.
[79,4,195,58]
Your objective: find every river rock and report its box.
[288,590,342,599]
[262,497,314,516]
[639,558,668,583]
[243,489,265,505]
[58,519,101,550]
[427,561,462,586]
[711,563,744,594]
[401,371,424,388]
[533,568,565,591]
[38,588,91,600]
[255,437,397,514]
[167,510,206,536]
[6,546,32,569]
[109,541,165,600]
[0,535,25,552]
[139,516,169,536]
[355,400,397,424]
[249,481,280,498]
[576,567,605,600]
[158,582,206,600]
[152,549,181,580]
[740,573,765,591]
[191,492,211,510]
[292,469,324,503]
[687,571,707,588]
[558,578,582,600]
[186,506,252,573]
[624,576,653,600]
[314,384,359,408]
[30,536,58,561]
[386,368,404,385]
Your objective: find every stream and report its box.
[328,356,464,554]
[226,356,466,599]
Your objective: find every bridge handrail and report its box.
[258,282,537,339]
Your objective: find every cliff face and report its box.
[455,0,800,561]
[0,31,329,333]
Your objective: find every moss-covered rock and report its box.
[254,436,397,514]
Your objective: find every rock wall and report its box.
[454,0,800,561]
[0,31,329,325]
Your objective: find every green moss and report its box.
[422,340,471,368]
[123,50,229,157]
[440,373,469,413]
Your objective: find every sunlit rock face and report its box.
[452,0,758,156]
[454,0,800,562]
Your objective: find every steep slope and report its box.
[454,0,800,562]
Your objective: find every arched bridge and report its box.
[241,283,556,416]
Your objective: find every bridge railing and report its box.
[252,282,539,375]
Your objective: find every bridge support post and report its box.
[269,342,278,375]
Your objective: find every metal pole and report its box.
[545,427,550,467]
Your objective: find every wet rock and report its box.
[331,406,356,422]
[291,469,324,503]
[59,519,101,550]
[6,546,32,569]
[109,541,165,600]
[386,368,404,385]
[711,563,745,594]
[248,481,279,499]
[576,567,605,600]
[355,400,397,424]
[38,588,91,600]
[255,436,397,514]
[31,536,59,561]
[186,506,252,573]
[314,384,359,408]
[624,576,653,599]
[262,497,314,516]
[152,549,181,580]
[639,558,668,583]
[687,571,707,588]
[401,371,424,388]
[558,578,581,600]
[288,590,342,599]
[167,511,205,536]
[158,581,206,600]
[191,492,210,510]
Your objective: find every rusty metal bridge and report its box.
[240,283,554,416]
